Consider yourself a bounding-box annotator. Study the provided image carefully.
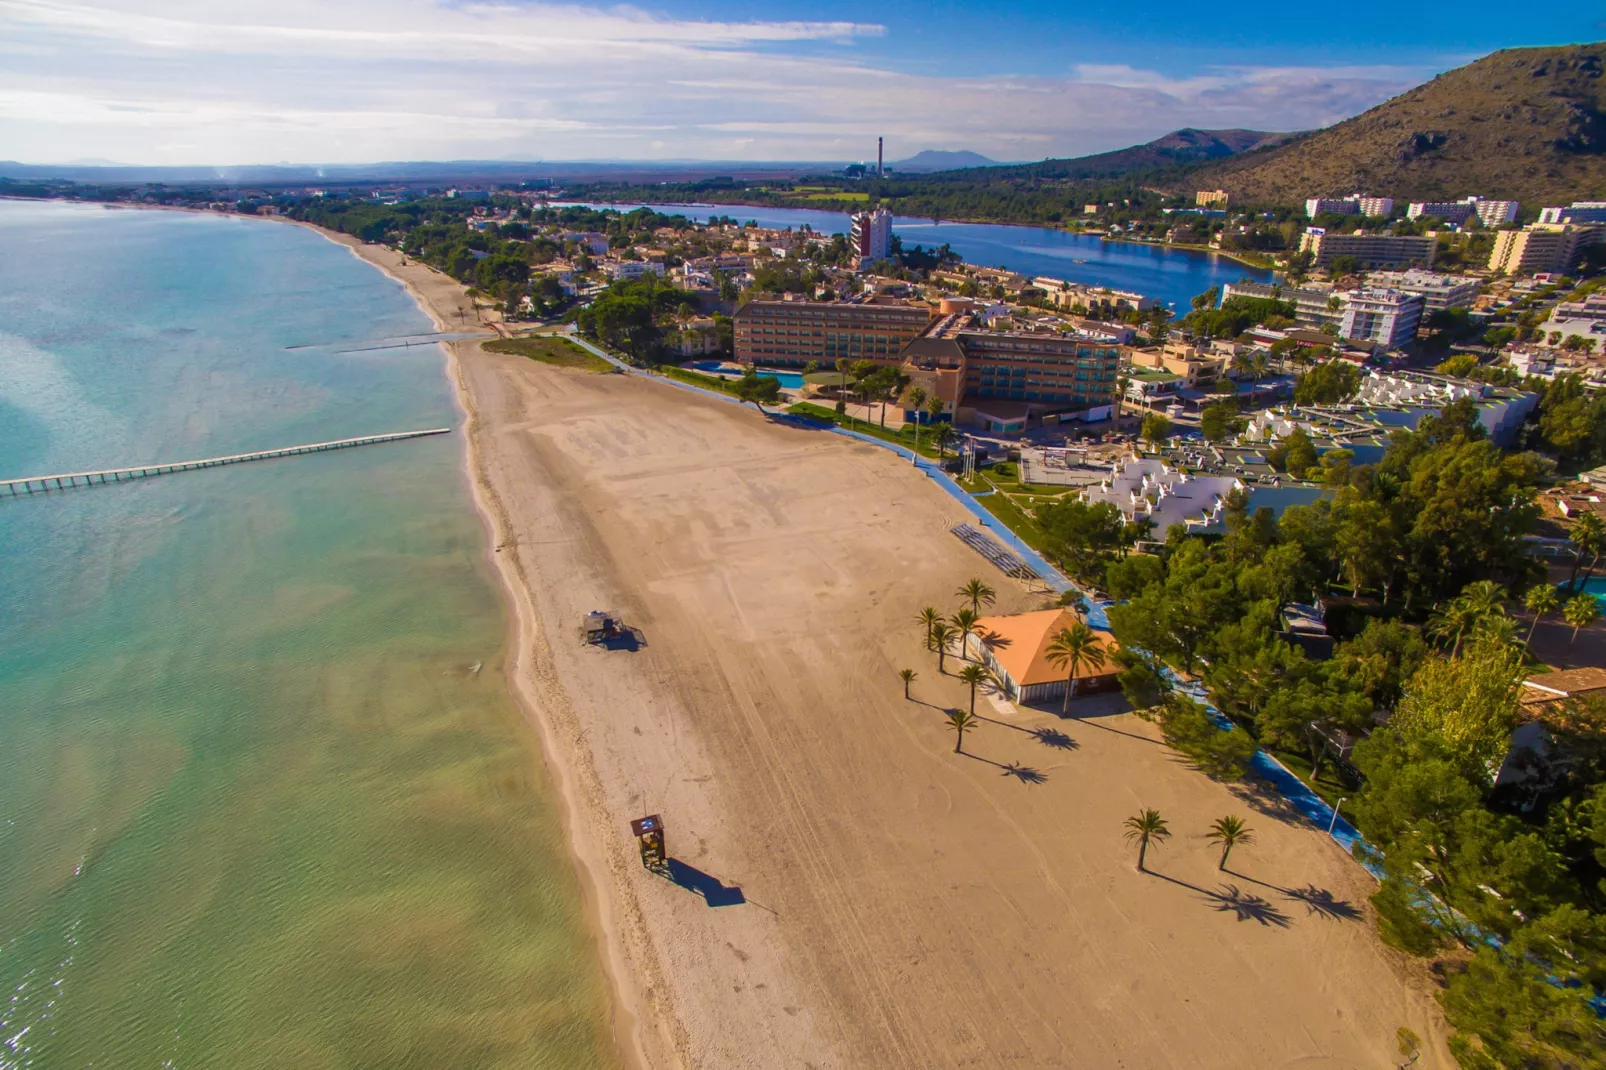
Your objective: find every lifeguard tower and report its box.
[630,814,667,872]
[582,610,625,645]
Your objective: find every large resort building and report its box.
[733,297,1124,430]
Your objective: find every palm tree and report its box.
[934,423,957,460]
[957,578,996,614]
[1564,593,1600,651]
[899,668,917,699]
[908,386,927,452]
[916,605,941,649]
[1474,614,1521,648]
[1113,375,1129,430]
[1569,512,1606,592]
[946,707,979,754]
[1205,815,1254,871]
[950,608,982,661]
[930,622,955,674]
[957,663,989,717]
[1524,583,1560,648]
[1123,809,1171,872]
[1458,580,1508,623]
[1043,622,1107,716]
[1426,599,1481,659]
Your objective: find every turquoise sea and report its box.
[0,201,614,1068]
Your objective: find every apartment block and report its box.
[1538,202,1606,226]
[1299,229,1436,270]
[1406,201,1475,224]
[1305,197,1361,218]
[1340,289,1424,349]
[1220,280,1346,329]
[1195,189,1230,209]
[849,207,893,265]
[733,298,934,367]
[1306,194,1392,218]
[1365,269,1482,312]
[1488,223,1605,276]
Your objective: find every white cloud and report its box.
[0,0,1429,164]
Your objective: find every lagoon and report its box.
[557,201,1275,311]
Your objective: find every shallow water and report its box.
[0,201,614,1068]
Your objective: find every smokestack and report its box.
[877,137,883,177]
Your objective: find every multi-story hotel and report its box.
[732,298,935,367]
[733,297,1123,428]
[1299,229,1437,270]
[1488,223,1604,276]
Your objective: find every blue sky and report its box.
[0,0,1600,166]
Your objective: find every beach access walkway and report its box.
[1,427,451,497]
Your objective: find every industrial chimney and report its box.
[877,137,883,177]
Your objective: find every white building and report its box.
[849,207,893,266]
[1365,269,1482,313]
[1470,198,1520,226]
[1407,200,1475,224]
[1221,280,1346,329]
[1339,289,1424,348]
[1407,197,1519,226]
[1546,292,1606,348]
[1306,197,1361,218]
[1306,194,1391,218]
[605,261,665,281]
[1539,202,1606,225]
[1083,458,1245,535]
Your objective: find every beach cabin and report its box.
[964,608,1120,705]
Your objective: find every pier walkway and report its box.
[2,427,451,497]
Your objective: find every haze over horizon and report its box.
[1,0,1599,168]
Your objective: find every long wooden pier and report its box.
[2,427,452,497]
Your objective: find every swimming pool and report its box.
[686,361,805,389]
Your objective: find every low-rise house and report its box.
[964,608,1120,705]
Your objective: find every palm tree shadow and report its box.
[1283,883,1363,921]
[960,751,1049,784]
[1221,869,1361,921]
[1030,727,1078,751]
[1208,884,1292,928]
[1145,870,1292,927]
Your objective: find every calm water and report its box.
[557,201,1274,310]
[0,202,614,1068]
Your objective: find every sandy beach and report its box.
[315,226,1455,1069]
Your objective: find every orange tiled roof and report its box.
[974,608,1119,687]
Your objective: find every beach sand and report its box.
[317,227,1454,1069]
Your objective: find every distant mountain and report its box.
[925,128,1294,182]
[0,158,847,188]
[889,150,999,173]
[1184,43,1606,208]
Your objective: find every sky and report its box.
[0,0,1600,166]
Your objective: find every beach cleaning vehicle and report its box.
[630,814,667,873]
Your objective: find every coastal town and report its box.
[5,32,1606,1070]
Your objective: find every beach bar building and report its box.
[964,608,1120,705]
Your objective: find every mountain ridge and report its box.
[1181,43,1606,208]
